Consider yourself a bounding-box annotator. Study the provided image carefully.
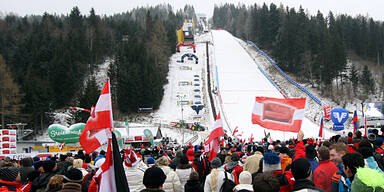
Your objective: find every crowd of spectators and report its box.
[1,128,384,192]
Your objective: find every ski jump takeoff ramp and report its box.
[211,30,331,141]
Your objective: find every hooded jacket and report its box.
[175,167,192,192]
[159,166,181,192]
[243,151,263,174]
[184,179,204,192]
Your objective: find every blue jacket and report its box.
[365,156,383,173]
[94,155,105,165]
[309,159,319,173]
[331,163,351,192]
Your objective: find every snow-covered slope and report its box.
[210,30,334,141]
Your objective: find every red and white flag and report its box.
[322,104,331,119]
[204,113,225,161]
[252,97,306,133]
[164,152,172,163]
[71,106,91,113]
[232,126,238,136]
[97,132,129,192]
[80,79,113,154]
[59,143,65,150]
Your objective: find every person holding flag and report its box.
[204,113,225,161]
[79,79,129,192]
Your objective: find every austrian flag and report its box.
[252,97,306,133]
[80,79,113,154]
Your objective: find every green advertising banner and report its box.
[113,130,123,148]
[143,129,154,145]
[48,123,85,143]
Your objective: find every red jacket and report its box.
[313,159,338,192]
[0,180,23,192]
[271,170,295,192]
[294,140,305,160]
[224,164,243,185]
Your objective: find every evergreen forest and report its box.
[0,5,196,132]
[212,3,383,100]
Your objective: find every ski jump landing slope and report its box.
[212,30,332,141]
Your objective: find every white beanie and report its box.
[239,171,252,184]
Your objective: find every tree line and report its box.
[0,5,193,132]
[212,3,381,99]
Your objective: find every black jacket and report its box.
[184,179,204,192]
[30,172,56,192]
[292,179,326,192]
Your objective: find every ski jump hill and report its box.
[211,30,333,141]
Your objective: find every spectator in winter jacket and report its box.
[196,153,211,184]
[30,160,57,192]
[340,152,365,191]
[19,157,34,184]
[329,142,349,192]
[263,151,295,192]
[157,156,181,192]
[87,158,105,192]
[72,159,88,177]
[313,146,338,192]
[252,172,280,192]
[358,139,384,173]
[60,168,83,192]
[233,171,253,192]
[124,149,146,191]
[184,171,203,192]
[350,167,384,192]
[46,174,64,192]
[243,150,263,175]
[175,155,192,192]
[279,147,292,173]
[224,153,243,185]
[93,150,105,165]
[141,167,167,192]
[204,157,234,192]
[306,145,319,172]
[291,158,325,192]
[0,167,23,191]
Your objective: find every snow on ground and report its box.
[48,30,344,144]
[211,30,335,141]
[152,33,214,144]
[238,38,356,137]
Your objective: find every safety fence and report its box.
[247,41,322,106]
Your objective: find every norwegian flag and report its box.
[80,79,113,154]
[204,113,225,161]
[252,97,306,133]
[232,126,239,136]
[59,143,65,150]
[97,132,129,192]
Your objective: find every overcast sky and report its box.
[1,0,384,21]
